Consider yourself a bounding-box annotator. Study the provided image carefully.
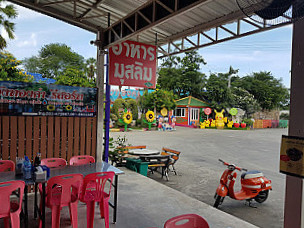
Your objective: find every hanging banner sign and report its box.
[0,81,97,117]
[109,40,157,88]
[280,135,304,178]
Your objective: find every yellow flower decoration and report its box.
[47,104,55,111]
[123,111,133,125]
[161,107,168,117]
[146,111,155,122]
[66,105,73,111]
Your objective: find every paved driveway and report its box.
[110,127,288,228]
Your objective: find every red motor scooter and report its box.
[214,159,272,208]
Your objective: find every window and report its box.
[175,108,185,117]
[191,108,199,120]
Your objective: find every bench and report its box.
[110,145,147,166]
[161,147,181,175]
[140,155,171,181]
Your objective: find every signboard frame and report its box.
[0,81,97,117]
[280,135,304,178]
[109,40,157,88]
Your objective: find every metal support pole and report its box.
[103,13,111,162]
[284,18,304,228]
[96,31,105,162]
[104,51,110,162]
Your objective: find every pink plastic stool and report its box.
[41,158,67,168]
[80,172,115,228]
[0,180,25,228]
[39,174,83,228]
[0,160,15,172]
[164,214,210,228]
[69,155,95,166]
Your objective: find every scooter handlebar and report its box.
[218,159,247,171]
[218,159,229,166]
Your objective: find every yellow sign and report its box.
[280,135,304,178]
[161,107,168,117]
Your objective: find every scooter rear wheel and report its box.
[254,190,269,203]
[214,195,224,208]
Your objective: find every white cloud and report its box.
[15,33,37,47]
[1,28,9,40]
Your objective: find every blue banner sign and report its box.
[0,81,97,117]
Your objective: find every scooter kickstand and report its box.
[245,199,257,208]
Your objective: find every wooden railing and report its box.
[0,116,97,163]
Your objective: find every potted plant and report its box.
[109,135,131,166]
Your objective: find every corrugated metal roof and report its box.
[176,96,209,107]
[8,0,275,49]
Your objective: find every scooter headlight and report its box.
[228,165,235,171]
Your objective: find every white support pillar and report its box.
[284,17,304,228]
[96,31,105,162]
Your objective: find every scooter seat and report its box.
[241,170,264,179]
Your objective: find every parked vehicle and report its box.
[214,159,272,208]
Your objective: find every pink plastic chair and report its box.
[69,155,95,166]
[41,158,67,168]
[80,172,115,228]
[0,160,15,172]
[0,180,25,228]
[39,174,83,228]
[164,214,210,228]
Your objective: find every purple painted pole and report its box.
[104,52,110,162]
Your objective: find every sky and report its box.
[1,3,293,88]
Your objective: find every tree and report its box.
[203,67,238,110]
[157,50,206,98]
[231,87,260,117]
[55,67,95,87]
[0,0,17,50]
[0,51,33,82]
[85,57,96,79]
[237,71,289,110]
[23,43,86,78]
[111,98,138,126]
[138,89,176,113]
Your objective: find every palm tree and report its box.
[0,0,17,50]
[85,57,96,79]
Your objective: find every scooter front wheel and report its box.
[254,190,269,203]
[214,195,225,208]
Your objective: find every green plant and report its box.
[108,135,131,166]
[0,52,33,82]
[242,118,253,127]
[110,113,118,121]
[280,113,289,120]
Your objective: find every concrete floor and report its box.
[110,127,288,228]
[24,168,257,228]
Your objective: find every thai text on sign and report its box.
[109,40,156,88]
[0,81,97,117]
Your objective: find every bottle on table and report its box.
[23,156,32,180]
[34,153,41,167]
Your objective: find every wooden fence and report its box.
[0,116,97,163]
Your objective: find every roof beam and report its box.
[77,0,106,19]
[158,18,292,58]
[9,0,99,32]
[103,0,211,48]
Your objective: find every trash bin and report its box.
[126,158,149,176]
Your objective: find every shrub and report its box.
[280,113,289,120]
[242,118,254,126]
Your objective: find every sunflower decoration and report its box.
[123,110,133,125]
[66,105,73,111]
[143,110,156,130]
[119,109,133,132]
[146,110,155,122]
[47,104,55,111]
